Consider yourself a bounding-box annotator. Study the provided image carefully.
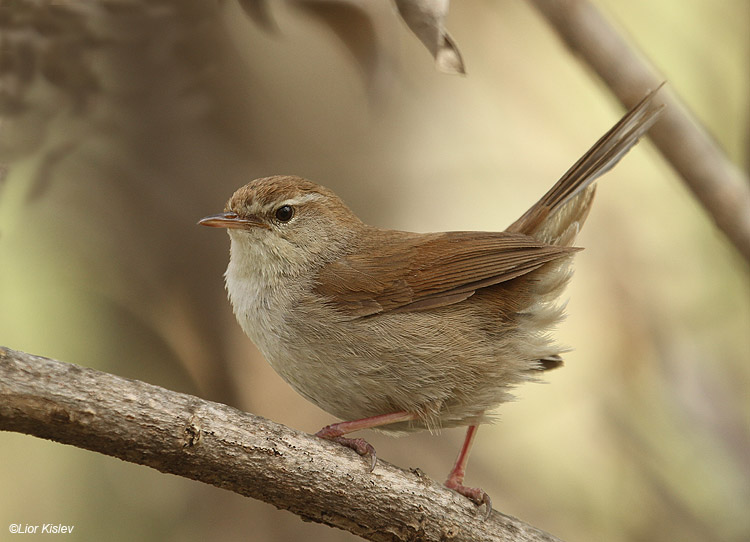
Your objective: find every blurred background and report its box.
[1,1,748,541]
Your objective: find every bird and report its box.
[199,87,663,516]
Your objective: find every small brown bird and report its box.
[200,88,663,515]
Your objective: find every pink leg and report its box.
[444,425,492,517]
[315,411,417,471]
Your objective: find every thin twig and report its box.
[529,0,750,263]
[0,346,562,542]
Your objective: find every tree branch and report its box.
[0,346,561,542]
[529,0,750,263]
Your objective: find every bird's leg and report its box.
[315,411,417,471]
[444,425,492,517]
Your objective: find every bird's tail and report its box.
[506,85,664,246]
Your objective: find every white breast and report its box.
[224,230,313,364]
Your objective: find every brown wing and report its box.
[315,229,579,317]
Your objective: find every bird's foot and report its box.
[444,476,492,518]
[315,426,377,471]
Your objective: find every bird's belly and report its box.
[254,306,534,431]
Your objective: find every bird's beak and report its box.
[198,212,269,230]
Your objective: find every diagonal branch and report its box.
[0,346,562,542]
[528,0,750,263]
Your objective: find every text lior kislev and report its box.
[8,524,75,534]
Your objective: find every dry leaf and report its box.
[394,0,465,74]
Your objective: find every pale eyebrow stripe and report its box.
[256,192,325,214]
[278,193,325,207]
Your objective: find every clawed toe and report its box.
[316,430,377,471]
[444,479,493,518]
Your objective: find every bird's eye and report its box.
[275,205,294,222]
